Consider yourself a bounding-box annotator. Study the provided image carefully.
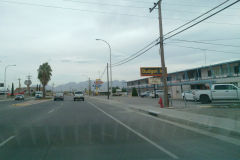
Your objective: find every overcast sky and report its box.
[0,0,240,88]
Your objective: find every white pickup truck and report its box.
[193,84,240,104]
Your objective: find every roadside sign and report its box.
[140,67,166,76]
[95,79,104,85]
[148,77,161,84]
[24,80,32,86]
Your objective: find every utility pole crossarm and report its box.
[149,1,160,13]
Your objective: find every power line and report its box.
[163,0,240,41]
[112,0,240,67]
[0,0,156,19]
[112,44,157,67]
[198,37,240,41]
[2,0,240,25]
[112,38,159,66]
[163,0,231,37]
[110,0,240,68]
[100,65,107,79]
[169,38,240,48]
[166,43,240,55]
[64,0,147,9]
[162,1,240,10]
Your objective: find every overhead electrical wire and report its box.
[64,0,147,9]
[1,0,240,25]
[169,38,240,48]
[166,44,240,55]
[163,0,240,41]
[198,37,240,41]
[112,43,157,67]
[1,0,239,67]
[112,38,159,66]
[112,0,239,67]
[100,65,107,79]
[163,0,231,37]
[0,0,156,19]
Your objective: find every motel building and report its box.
[126,60,240,99]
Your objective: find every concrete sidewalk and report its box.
[89,96,240,134]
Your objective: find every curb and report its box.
[88,96,240,134]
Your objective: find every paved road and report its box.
[0,96,239,160]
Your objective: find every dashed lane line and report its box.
[48,109,55,114]
[0,136,15,147]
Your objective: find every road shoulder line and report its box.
[87,101,179,159]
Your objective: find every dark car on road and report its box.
[54,92,64,101]
[15,94,24,101]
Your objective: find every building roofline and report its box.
[169,59,240,75]
[127,59,240,83]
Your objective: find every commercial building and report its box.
[127,60,240,99]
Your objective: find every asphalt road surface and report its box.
[0,96,239,160]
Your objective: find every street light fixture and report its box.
[96,39,112,95]
[4,64,16,98]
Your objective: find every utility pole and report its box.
[150,0,169,107]
[107,63,110,100]
[26,75,32,96]
[88,78,91,96]
[18,78,21,93]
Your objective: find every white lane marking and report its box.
[0,136,15,147]
[91,97,240,146]
[135,110,240,146]
[87,101,179,159]
[48,109,55,114]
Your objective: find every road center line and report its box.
[0,136,15,147]
[87,101,179,159]
[48,109,55,114]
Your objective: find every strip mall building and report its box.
[126,60,240,99]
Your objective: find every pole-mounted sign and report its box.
[140,67,166,77]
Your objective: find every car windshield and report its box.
[1,1,240,160]
[56,93,63,96]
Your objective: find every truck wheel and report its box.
[200,95,211,104]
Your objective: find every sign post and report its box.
[24,80,32,96]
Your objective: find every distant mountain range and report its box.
[54,80,127,92]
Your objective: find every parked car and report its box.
[150,90,162,98]
[54,92,64,101]
[74,91,84,101]
[140,91,150,97]
[193,84,240,104]
[182,91,194,101]
[35,91,43,99]
[150,90,171,98]
[15,94,24,100]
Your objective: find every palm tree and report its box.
[37,62,52,98]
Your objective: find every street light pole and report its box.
[96,39,112,95]
[4,64,16,98]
